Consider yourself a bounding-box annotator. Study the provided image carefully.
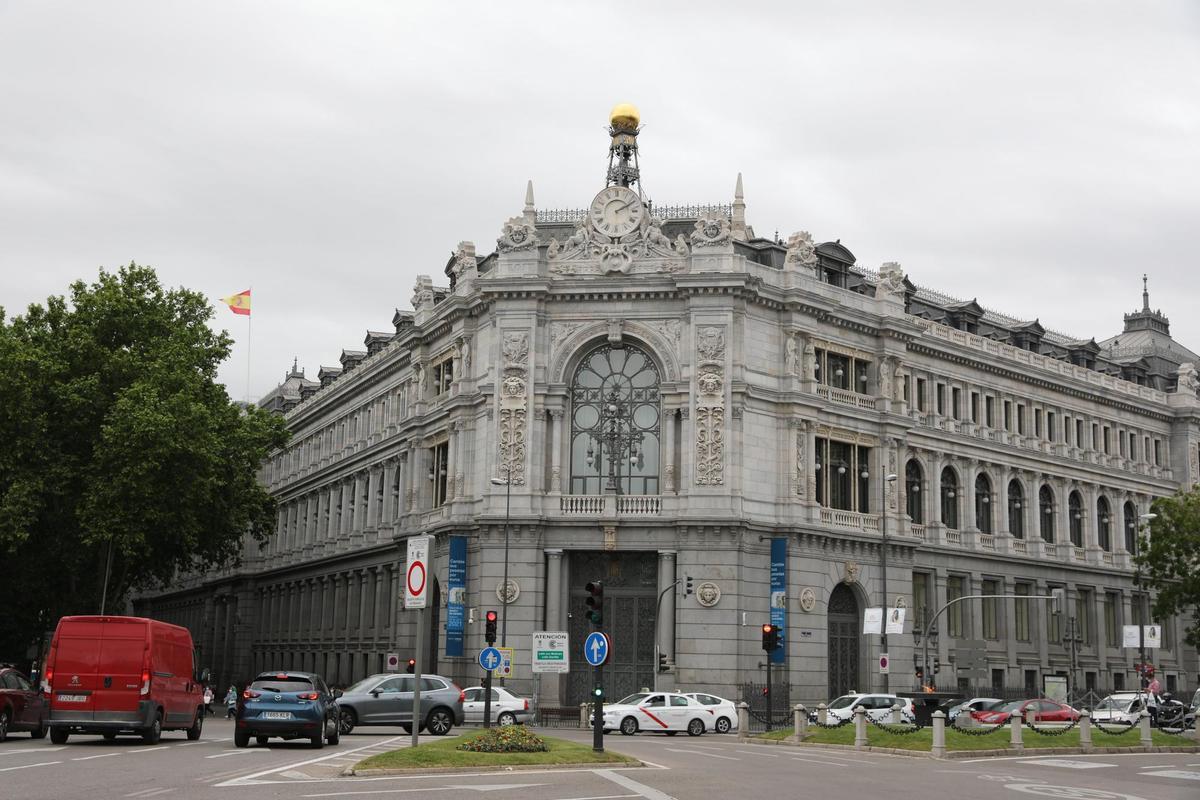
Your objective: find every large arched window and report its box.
[569,342,661,495]
[941,467,959,530]
[1008,479,1025,539]
[1069,490,1084,547]
[975,473,993,533]
[1097,496,1112,551]
[906,459,924,523]
[1123,501,1137,552]
[1039,484,1055,542]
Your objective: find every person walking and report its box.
[224,685,238,719]
[203,686,214,717]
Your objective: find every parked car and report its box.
[681,692,739,734]
[462,686,533,726]
[824,693,916,722]
[235,671,340,748]
[44,615,205,744]
[971,698,1079,725]
[336,673,464,736]
[0,666,49,741]
[1091,693,1147,725]
[945,697,1003,723]
[599,692,712,736]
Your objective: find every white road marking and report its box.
[216,734,408,786]
[0,747,65,756]
[204,749,271,758]
[1019,759,1117,769]
[303,788,456,797]
[127,746,170,753]
[0,761,62,772]
[788,756,850,766]
[1139,770,1200,781]
[125,789,176,797]
[73,753,120,761]
[958,752,1182,764]
[594,770,676,800]
[664,747,736,760]
[728,748,779,757]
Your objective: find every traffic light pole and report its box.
[764,657,772,732]
[483,669,493,729]
[593,664,604,752]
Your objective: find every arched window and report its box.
[906,459,924,523]
[1008,480,1025,539]
[1097,496,1112,551]
[941,467,959,530]
[1039,484,1055,542]
[975,473,993,533]
[569,342,661,495]
[1123,501,1137,553]
[1069,490,1084,547]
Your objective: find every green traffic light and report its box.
[593,687,602,696]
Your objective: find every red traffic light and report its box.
[405,658,416,674]
[761,624,773,634]
[485,610,498,623]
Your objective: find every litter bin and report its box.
[899,692,962,727]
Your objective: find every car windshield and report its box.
[828,695,861,709]
[617,693,649,705]
[995,700,1023,712]
[1094,698,1122,711]
[343,677,377,694]
[251,678,314,693]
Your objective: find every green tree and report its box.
[0,264,288,660]
[1137,486,1200,648]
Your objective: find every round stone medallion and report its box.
[496,579,520,605]
[695,581,721,607]
[799,587,817,613]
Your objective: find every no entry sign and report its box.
[406,535,430,609]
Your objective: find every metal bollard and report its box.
[891,702,902,724]
[931,710,946,758]
[794,704,808,738]
[1078,709,1092,750]
[737,702,749,741]
[817,702,828,726]
[1139,710,1152,748]
[854,706,867,749]
[579,703,588,729]
[1009,711,1024,750]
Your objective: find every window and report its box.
[1024,670,1037,696]
[431,356,454,395]
[1064,415,1072,445]
[1017,405,1026,435]
[1047,412,1056,442]
[947,576,966,637]
[1113,672,1125,691]
[1075,589,1091,645]
[1015,582,1031,642]
[1068,491,1083,547]
[1123,501,1137,553]
[975,473,993,533]
[430,441,450,508]
[1153,439,1161,466]
[985,396,995,428]
[970,391,979,423]
[1047,586,1062,642]
[1008,479,1025,539]
[813,349,871,392]
[815,439,872,512]
[1128,432,1137,461]
[1104,592,1118,648]
[1076,418,1083,447]
[982,578,999,640]
[905,459,924,523]
[952,387,962,420]
[912,572,931,631]
[1092,423,1099,450]
[916,378,927,412]
[1103,426,1111,455]
[1097,496,1112,551]
[1039,485,1055,542]
[936,384,946,416]
[569,342,661,495]
[1004,400,1012,430]
[941,467,959,529]
[1035,408,1042,438]
[1118,429,1126,456]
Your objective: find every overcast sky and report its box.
[3,1,1198,402]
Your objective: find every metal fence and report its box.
[536,706,585,729]
[739,681,792,733]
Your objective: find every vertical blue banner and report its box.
[446,536,467,657]
[769,537,787,664]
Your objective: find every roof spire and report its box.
[732,172,747,241]
[523,180,536,224]
[1142,273,1150,312]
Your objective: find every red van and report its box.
[44,615,206,744]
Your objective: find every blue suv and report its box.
[235,671,340,749]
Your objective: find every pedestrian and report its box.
[224,685,238,719]
[203,685,214,716]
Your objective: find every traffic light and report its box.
[484,609,498,645]
[405,658,415,674]
[761,623,780,652]
[1051,588,1066,616]
[657,652,668,673]
[585,581,603,627]
[592,685,604,701]
[933,657,941,675]
[685,575,694,596]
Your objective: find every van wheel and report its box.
[338,708,356,735]
[142,712,163,745]
[0,708,9,742]
[687,718,705,737]
[50,727,70,744]
[187,708,203,740]
[234,730,249,748]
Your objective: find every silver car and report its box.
[462,686,534,726]
[336,673,465,736]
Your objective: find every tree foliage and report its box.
[0,264,288,659]
[1138,486,1200,648]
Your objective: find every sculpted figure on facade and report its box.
[1177,362,1200,395]
[690,210,732,248]
[879,356,895,400]
[876,262,907,304]
[496,217,540,254]
[451,241,478,277]
[802,340,816,382]
[414,363,426,398]
[674,234,690,257]
[785,333,800,377]
[410,275,435,314]
[785,231,819,277]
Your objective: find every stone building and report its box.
[138,107,1200,709]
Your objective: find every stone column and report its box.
[381,459,397,526]
[351,473,366,544]
[549,410,564,494]
[657,551,677,666]
[544,548,564,704]
[372,566,384,637]
[662,407,675,494]
[331,574,345,640]
[339,480,353,539]
[964,459,978,533]
[367,466,381,529]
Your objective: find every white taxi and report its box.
[600,692,710,736]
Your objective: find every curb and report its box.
[346,759,644,777]
[746,736,1200,760]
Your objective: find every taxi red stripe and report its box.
[638,708,669,728]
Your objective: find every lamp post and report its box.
[881,472,897,693]
[1134,512,1156,693]
[490,466,514,656]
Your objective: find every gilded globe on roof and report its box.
[609,103,640,130]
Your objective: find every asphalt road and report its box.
[1,718,1197,800]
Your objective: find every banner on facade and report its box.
[885,606,906,634]
[446,536,467,657]
[1123,624,1161,648]
[770,538,787,664]
[863,607,883,634]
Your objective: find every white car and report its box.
[601,692,710,736]
[946,697,1003,722]
[682,692,739,734]
[1091,693,1148,725]
[462,686,533,726]
[825,693,915,722]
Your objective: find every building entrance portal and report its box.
[827,583,860,698]
[566,551,657,706]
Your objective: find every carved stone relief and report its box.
[547,213,686,275]
[785,231,819,278]
[496,217,540,253]
[793,420,807,498]
[694,326,726,486]
[498,331,529,485]
[690,211,732,248]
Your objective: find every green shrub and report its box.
[456,726,549,753]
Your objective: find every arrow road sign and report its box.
[479,646,502,672]
[583,631,611,667]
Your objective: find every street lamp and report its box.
[1134,511,1156,693]
[881,472,897,693]
[490,466,514,656]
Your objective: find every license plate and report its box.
[57,694,87,702]
[261,711,291,720]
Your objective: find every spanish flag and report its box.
[220,290,251,316]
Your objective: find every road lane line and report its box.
[73,753,120,761]
[205,749,272,759]
[127,745,171,753]
[664,747,737,760]
[594,770,676,800]
[0,761,62,772]
[0,747,65,756]
[216,734,408,786]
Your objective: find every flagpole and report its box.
[246,286,252,406]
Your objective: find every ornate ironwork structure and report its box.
[536,203,733,224]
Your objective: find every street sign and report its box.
[385,652,400,672]
[862,607,883,634]
[405,536,430,609]
[533,631,570,674]
[497,647,514,677]
[879,653,890,674]
[479,646,503,672]
[885,607,906,634]
[583,631,611,667]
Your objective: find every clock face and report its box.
[589,186,644,238]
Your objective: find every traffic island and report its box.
[349,730,641,775]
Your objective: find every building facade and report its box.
[138,111,1200,708]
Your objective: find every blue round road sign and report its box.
[583,631,611,667]
[479,646,503,672]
